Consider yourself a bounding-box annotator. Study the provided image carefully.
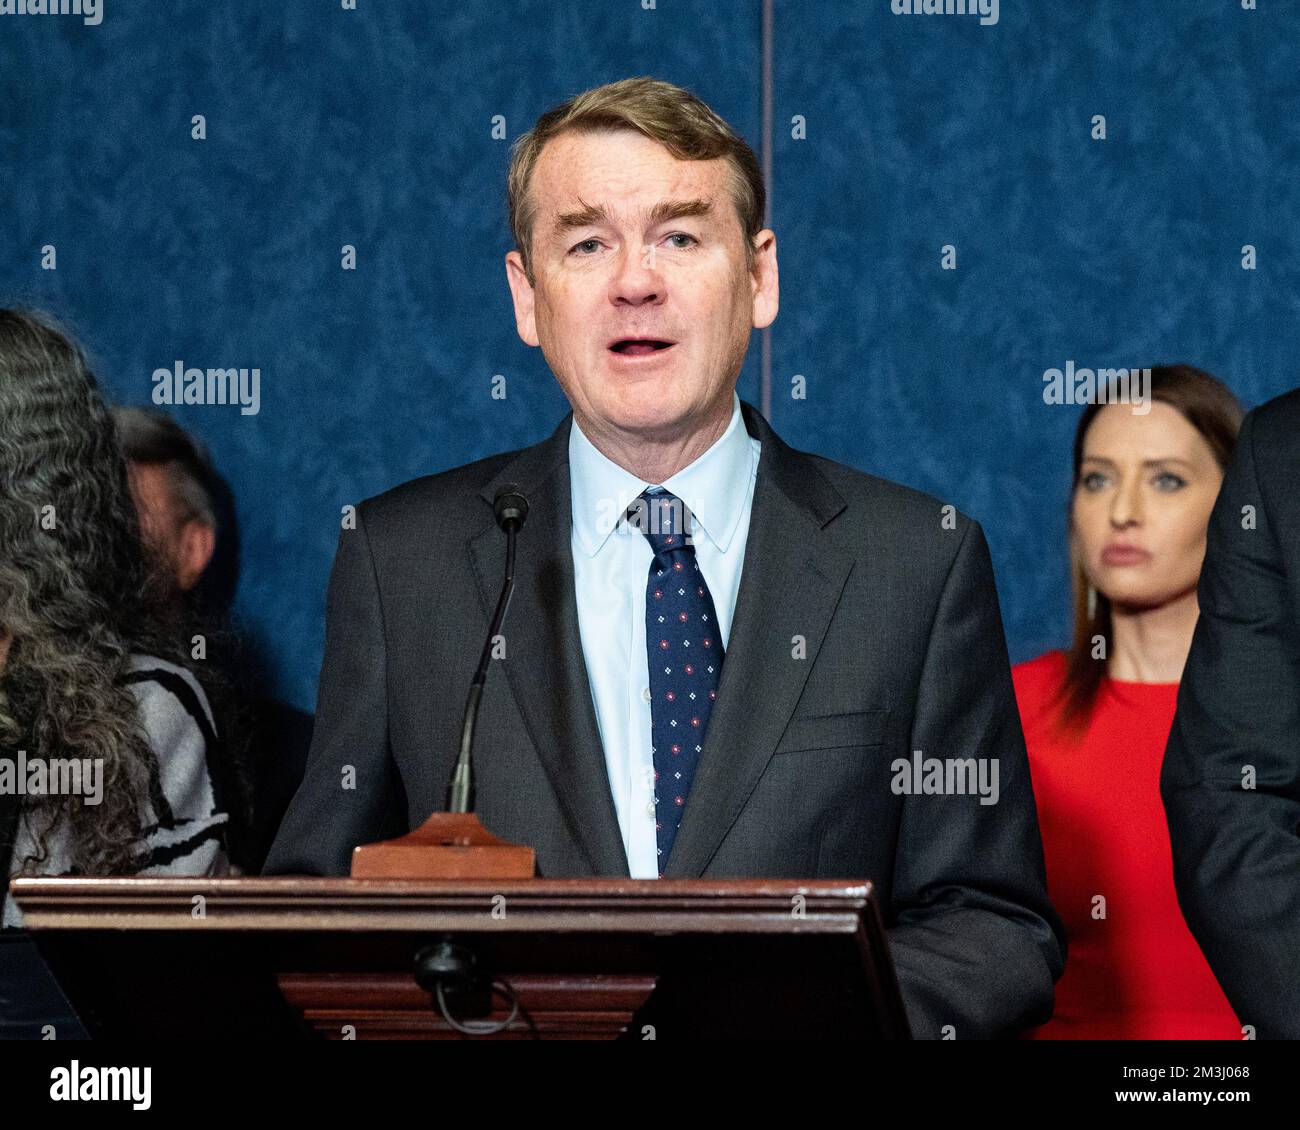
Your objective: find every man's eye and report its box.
[571,234,695,254]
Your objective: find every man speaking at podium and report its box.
[264,77,1065,1039]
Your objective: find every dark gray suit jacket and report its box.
[1162,388,1300,1039]
[264,398,1065,1038]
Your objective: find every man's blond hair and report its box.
[507,76,765,286]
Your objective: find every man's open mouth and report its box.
[608,339,677,356]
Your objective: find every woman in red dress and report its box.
[1016,365,1244,1039]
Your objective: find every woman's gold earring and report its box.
[1087,584,1097,620]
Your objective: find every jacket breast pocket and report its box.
[773,709,888,755]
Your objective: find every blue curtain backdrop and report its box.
[3,0,1296,712]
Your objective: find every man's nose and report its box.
[609,242,665,305]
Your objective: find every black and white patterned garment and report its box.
[1,654,230,930]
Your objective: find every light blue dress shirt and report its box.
[569,390,761,878]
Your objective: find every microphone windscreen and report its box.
[493,484,529,531]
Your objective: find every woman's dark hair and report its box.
[0,308,232,875]
[1055,364,1244,732]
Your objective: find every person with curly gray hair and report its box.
[0,309,232,948]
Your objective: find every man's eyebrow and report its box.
[551,197,715,236]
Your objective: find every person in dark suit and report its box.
[264,76,1064,1039]
[1161,387,1300,1040]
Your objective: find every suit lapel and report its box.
[466,399,853,881]
[662,401,854,876]
[468,415,631,877]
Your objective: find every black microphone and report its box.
[445,484,530,813]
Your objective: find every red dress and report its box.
[1013,650,1241,1039]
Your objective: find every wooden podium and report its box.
[11,876,911,1039]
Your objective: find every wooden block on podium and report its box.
[349,813,535,879]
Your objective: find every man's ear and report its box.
[504,250,540,347]
[749,228,779,331]
[175,520,216,592]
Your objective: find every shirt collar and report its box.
[570,389,751,558]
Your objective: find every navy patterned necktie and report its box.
[635,487,726,875]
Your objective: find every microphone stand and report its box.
[350,485,536,880]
